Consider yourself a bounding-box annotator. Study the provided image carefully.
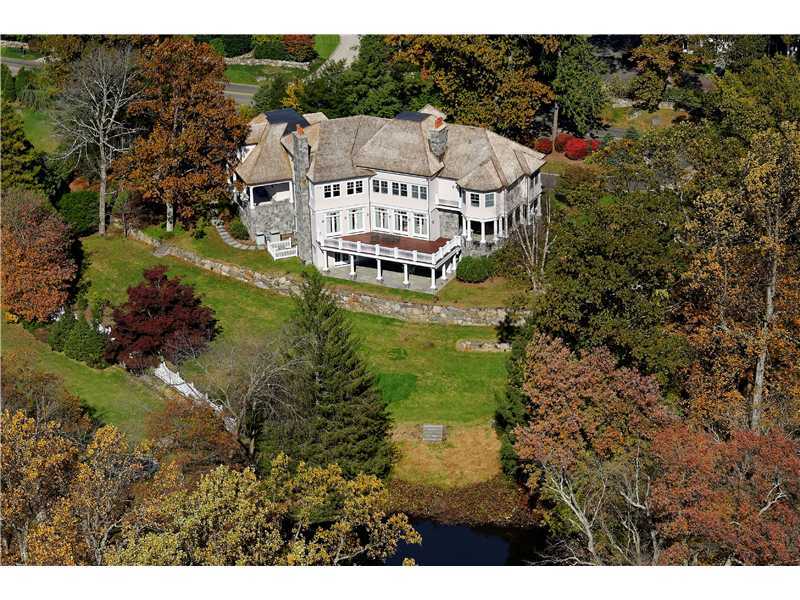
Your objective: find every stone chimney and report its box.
[428,116,448,159]
[291,125,313,263]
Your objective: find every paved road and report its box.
[2,56,257,105]
[325,34,360,66]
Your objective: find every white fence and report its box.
[267,238,298,260]
[321,235,462,266]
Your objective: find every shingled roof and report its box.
[240,108,545,189]
[235,118,293,185]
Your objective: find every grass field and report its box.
[601,105,688,133]
[0,323,165,441]
[313,35,340,60]
[1,47,43,60]
[20,107,59,153]
[81,234,507,428]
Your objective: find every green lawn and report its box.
[1,47,43,60]
[81,234,507,426]
[20,107,59,153]
[0,323,165,441]
[224,64,306,85]
[153,225,518,308]
[313,35,340,60]
[601,105,688,133]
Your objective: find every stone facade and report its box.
[438,210,461,238]
[239,200,295,241]
[291,132,313,263]
[224,52,310,70]
[128,229,510,327]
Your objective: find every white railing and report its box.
[436,197,461,209]
[320,235,462,266]
[267,238,298,260]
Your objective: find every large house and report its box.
[231,106,546,289]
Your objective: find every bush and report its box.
[456,256,492,283]
[534,137,553,154]
[47,312,77,352]
[281,35,317,62]
[624,126,641,140]
[57,191,99,235]
[564,138,590,160]
[208,38,226,57]
[1,64,16,101]
[228,217,249,240]
[554,132,574,153]
[14,68,35,106]
[64,317,108,368]
[253,36,291,60]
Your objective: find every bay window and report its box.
[485,192,495,207]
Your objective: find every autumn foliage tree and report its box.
[117,38,247,231]
[105,266,217,371]
[1,189,77,322]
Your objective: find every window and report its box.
[374,207,389,230]
[332,183,341,197]
[372,179,380,193]
[394,210,409,233]
[355,180,363,194]
[392,182,399,196]
[347,181,355,195]
[411,185,419,199]
[420,186,427,200]
[348,208,364,231]
[413,213,428,236]
[400,183,408,197]
[380,180,388,194]
[324,184,332,199]
[485,192,495,208]
[325,211,341,235]
[470,193,480,207]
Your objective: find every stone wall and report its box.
[224,52,310,70]
[438,210,460,238]
[1,40,29,50]
[240,200,295,240]
[127,229,509,327]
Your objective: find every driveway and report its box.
[325,34,360,66]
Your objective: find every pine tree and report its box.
[1,105,43,192]
[264,269,395,478]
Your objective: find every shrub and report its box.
[564,138,590,160]
[208,38,226,57]
[14,68,35,106]
[281,35,317,62]
[456,256,492,283]
[1,64,16,101]
[253,36,291,60]
[57,190,99,235]
[624,126,641,140]
[48,311,77,352]
[196,35,253,57]
[64,317,108,368]
[554,132,574,153]
[534,137,553,154]
[228,217,249,240]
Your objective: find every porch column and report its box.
[322,250,330,272]
[403,263,409,286]
[376,259,383,281]
[451,255,457,273]
[440,263,447,280]
[465,219,472,241]
[480,221,486,244]
[349,254,356,277]
[248,186,254,210]
[430,267,436,290]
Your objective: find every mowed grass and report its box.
[21,108,59,153]
[1,47,43,60]
[81,234,507,426]
[0,323,164,441]
[313,35,340,60]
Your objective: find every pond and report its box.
[386,519,548,566]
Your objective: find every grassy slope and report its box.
[81,235,507,426]
[0,323,164,441]
[20,107,59,153]
[313,35,340,60]
[1,47,43,60]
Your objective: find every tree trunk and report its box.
[98,159,107,235]
[166,202,174,232]
[751,256,778,431]
[551,101,559,143]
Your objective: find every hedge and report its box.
[534,137,553,154]
[64,317,108,368]
[554,132,574,153]
[565,138,589,160]
[47,312,77,352]
[456,256,492,283]
[196,35,253,57]
[57,190,99,235]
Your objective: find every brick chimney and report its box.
[428,116,448,159]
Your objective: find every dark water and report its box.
[386,519,547,566]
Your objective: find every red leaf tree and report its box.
[106,266,217,371]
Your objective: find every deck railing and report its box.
[320,235,462,266]
[267,238,298,260]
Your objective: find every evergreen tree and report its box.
[1,64,16,101]
[253,73,290,113]
[1,106,43,192]
[553,37,608,136]
[262,270,395,478]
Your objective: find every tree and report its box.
[387,35,555,142]
[513,335,669,565]
[552,37,608,137]
[56,190,100,235]
[117,38,247,231]
[1,63,16,101]
[54,45,139,235]
[106,266,217,371]
[630,35,701,111]
[107,457,420,565]
[652,425,800,565]
[679,124,800,435]
[1,189,77,322]
[1,106,42,192]
[261,270,395,478]
[253,73,291,113]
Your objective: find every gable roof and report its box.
[352,114,443,178]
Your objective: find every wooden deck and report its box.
[341,232,449,254]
